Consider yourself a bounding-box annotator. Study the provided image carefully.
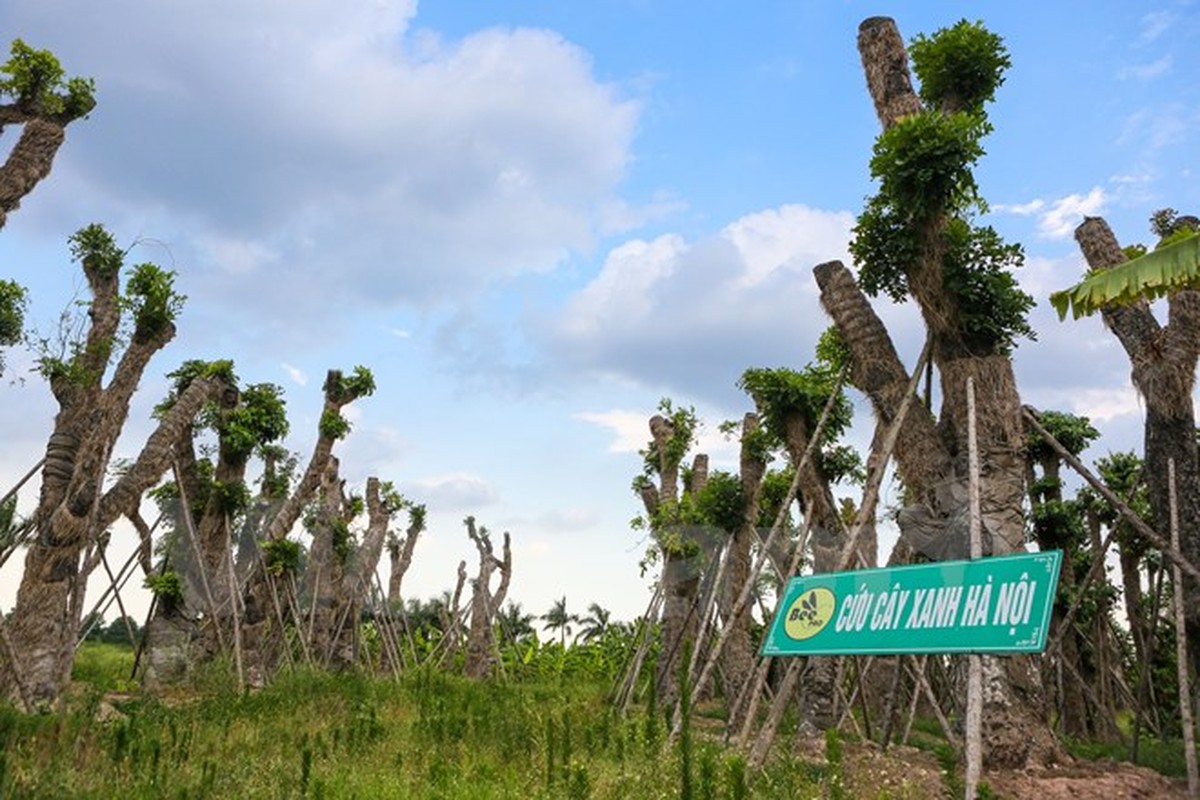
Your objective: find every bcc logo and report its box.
[784,587,836,641]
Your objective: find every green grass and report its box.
[6,651,1186,797]
[1063,734,1191,779]
[70,642,137,693]
[1,660,832,799]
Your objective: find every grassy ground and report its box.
[0,643,831,799]
[0,643,1189,798]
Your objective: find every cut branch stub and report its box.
[857,17,923,129]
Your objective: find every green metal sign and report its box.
[761,550,1062,656]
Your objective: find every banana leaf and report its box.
[1050,233,1200,320]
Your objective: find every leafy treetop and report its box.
[850,19,1035,356]
[0,39,95,121]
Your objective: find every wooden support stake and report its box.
[1169,459,1199,799]
[1023,407,1200,583]
[964,377,983,800]
[746,340,929,768]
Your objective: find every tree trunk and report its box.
[463,518,509,679]
[720,418,766,726]
[1074,216,1200,679]
[4,371,222,704]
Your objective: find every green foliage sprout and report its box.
[123,263,185,342]
[639,398,699,478]
[909,19,1011,114]
[869,110,988,221]
[68,223,123,281]
[219,383,289,462]
[850,20,1035,356]
[692,471,745,533]
[0,280,27,346]
[261,538,302,576]
[738,365,852,448]
[320,409,352,440]
[0,39,96,120]
[0,279,27,376]
[144,570,185,607]
[1027,410,1100,461]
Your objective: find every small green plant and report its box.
[144,570,184,608]
[933,743,964,799]
[261,538,302,576]
[825,727,848,800]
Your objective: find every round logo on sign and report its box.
[784,587,836,641]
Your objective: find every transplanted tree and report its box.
[462,517,511,678]
[813,18,1053,766]
[0,40,95,376]
[303,463,404,668]
[737,346,862,731]
[385,500,427,608]
[0,39,94,229]
[1024,410,1123,740]
[237,366,377,677]
[2,225,231,705]
[1063,211,1200,681]
[632,399,708,702]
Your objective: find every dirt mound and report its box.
[988,761,1188,800]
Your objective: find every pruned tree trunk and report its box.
[386,514,424,607]
[4,314,225,704]
[720,418,766,725]
[463,518,511,679]
[238,369,373,679]
[1074,215,1200,679]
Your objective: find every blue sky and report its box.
[2,1,1198,625]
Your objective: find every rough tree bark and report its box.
[1074,215,1200,679]
[386,508,425,607]
[719,417,766,726]
[463,518,511,679]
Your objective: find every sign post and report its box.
[760,549,1062,658]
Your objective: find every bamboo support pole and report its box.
[171,462,227,654]
[964,378,983,800]
[101,551,138,647]
[223,526,245,692]
[0,457,44,507]
[747,340,929,769]
[1023,407,1200,583]
[1169,459,1199,799]
[730,505,815,746]
[685,368,848,724]
[77,543,141,646]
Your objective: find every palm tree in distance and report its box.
[496,601,535,645]
[577,602,612,643]
[540,596,579,647]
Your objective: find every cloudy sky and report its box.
[2,1,1197,624]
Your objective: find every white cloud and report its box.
[575,410,648,453]
[723,205,854,288]
[1037,188,1107,239]
[559,234,685,340]
[401,472,499,510]
[535,507,600,533]
[1136,10,1175,45]
[2,0,641,344]
[993,199,1045,216]
[1118,56,1173,81]
[547,204,858,409]
[281,363,308,386]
